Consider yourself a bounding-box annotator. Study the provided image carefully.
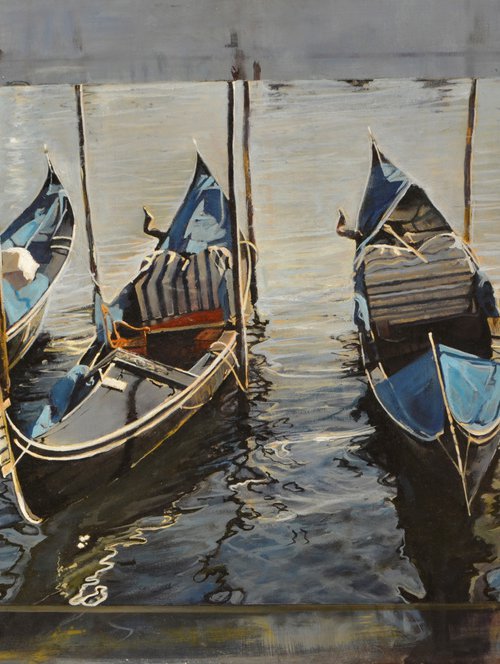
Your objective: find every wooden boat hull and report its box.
[3,161,75,367]
[396,419,498,509]
[342,140,500,512]
[7,330,238,521]
[4,153,253,523]
[6,301,47,368]
[361,330,499,510]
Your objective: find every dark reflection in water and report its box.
[351,394,499,662]
[403,609,495,664]
[3,319,498,609]
[1,319,406,607]
[11,321,282,606]
[356,392,498,605]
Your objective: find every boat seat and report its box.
[113,348,196,388]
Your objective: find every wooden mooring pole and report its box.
[464,79,477,244]
[227,80,249,390]
[75,84,102,300]
[0,248,12,479]
[243,79,258,306]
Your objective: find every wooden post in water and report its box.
[243,79,259,306]
[227,80,249,390]
[0,249,12,479]
[0,258,9,402]
[75,84,102,301]
[464,79,477,244]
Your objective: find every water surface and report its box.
[0,79,497,609]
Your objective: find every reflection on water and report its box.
[0,79,496,612]
[358,393,497,605]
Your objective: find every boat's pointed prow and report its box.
[356,140,411,240]
[43,144,53,170]
[194,149,213,180]
[336,208,346,235]
[8,456,43,524]
[367,129,384,161]
[42,147,60,188]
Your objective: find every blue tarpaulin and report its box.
[161,154,232,254]
[30,365,90,438]
[439,345,500,435]
[357,143,410,238]
[374,349,445,441]
[2,274,50,326]
[374,344,500,441]
[1,166,70,325]
[94,153,233,346]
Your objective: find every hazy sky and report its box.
[0,1,498,83]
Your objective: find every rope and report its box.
[178,341,247,412]
[213,349,247,393]
[382,224,429,263]
[210,340,241,369]
[210,341,248,392]
[464,434,472,474]
[10,436,33,472]
[179,402,210,411]
[240,238,259,259]
[100,303,150,350]
[435,434,461,474]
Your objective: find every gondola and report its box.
[338,139,500,513]
[2,157,75,367]
[4,154,252,523]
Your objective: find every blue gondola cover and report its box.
[161,154,232,253]
[357,143,410,238]
[374,344,500,441]
[1,163,71,326]
[439,345,500,435]
[96,153,234,345]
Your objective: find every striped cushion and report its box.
[134,246,233,326]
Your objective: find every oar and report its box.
[382,223,429,263]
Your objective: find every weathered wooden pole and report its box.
[243,79,258,306]
[0,258,9,401]
[75,84,102,303]
[227,80,249,390]
[0,249,12,479]
[464,78,477,244]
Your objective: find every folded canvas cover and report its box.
[363,234,476,328]
[374,344,500,442]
